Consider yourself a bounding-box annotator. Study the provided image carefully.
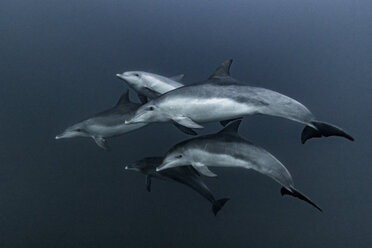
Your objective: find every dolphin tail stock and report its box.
[212,198,230,216]
[301,121,354,144]
[280,187,322,212]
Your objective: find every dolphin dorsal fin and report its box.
[116,90,131,105]
[218,119,242,135]
[170,74,184,82]
[209,59,233,79]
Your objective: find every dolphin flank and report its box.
[157,120,322,211]
[55,90,147,150]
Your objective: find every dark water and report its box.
[1,0,371,247]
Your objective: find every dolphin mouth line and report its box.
[125,112,146,124]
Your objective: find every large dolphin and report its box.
[55,90,147,150]
[125,59,353,143]
[125,157,229,216]
[116,71,184,104]
[157,120,322,211]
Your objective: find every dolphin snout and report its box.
[55,132,66,139]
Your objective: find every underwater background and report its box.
[1,0,371,247]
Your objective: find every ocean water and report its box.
[1,0,371,247]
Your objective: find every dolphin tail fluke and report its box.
[301,121,354,144]
[281,187,322,212]
[212,198,230,216]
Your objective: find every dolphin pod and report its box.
[57,59,354,215]
[125,157,229,216]
[125,59,354,144]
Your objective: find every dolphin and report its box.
[157,120,322,211]
[116,71,184,104]
[55,90,147,150]
[125,156,229,216]
[125,59,353,143]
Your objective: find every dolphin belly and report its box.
[164,97,259,123]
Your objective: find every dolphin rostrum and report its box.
[55,90,147,150]
[116,71,184,104]
[125,157,229,216]
[157,120,322,211]
[125,59,353,143]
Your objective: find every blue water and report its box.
[1,0,371,247]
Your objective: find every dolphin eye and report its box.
[175,154,183,159]
[134,73,140,77]
[76,129,82,132]
[148,106,154,111]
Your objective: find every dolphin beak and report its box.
[156,160,174,172]
[55,132,66,139]
[116,74,122,78]
[125,112,145,124]
[124,165,140,172]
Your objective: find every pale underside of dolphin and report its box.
[55,90,148,150]
[125,59,354,144]
[157,120,322,211]
[125,157,229,216]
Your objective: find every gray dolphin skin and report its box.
[125,59,354,143]
[55,90,146,150]
[125,157,229,216]
[116,71,184,104]
[157,120,322,211]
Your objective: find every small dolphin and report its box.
[116,71,184,104]
[55,90,146,150]
[157,120,322,211]
[125,157,229,216]
[125,59,353,143]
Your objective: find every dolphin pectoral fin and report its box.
[146,176,152,192]
[172,117,204,129]
[172,121,198,135]
[192,163,217,177]
[137,94,148,104]
[220,117,242,127]
[143,87,161,98]
[170,74,184,82]
[93,137,110,150]
[281,187,322,212]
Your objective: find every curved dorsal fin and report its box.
[218,119,241,135]
[209,59,233,79]
[116,90,130,105]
